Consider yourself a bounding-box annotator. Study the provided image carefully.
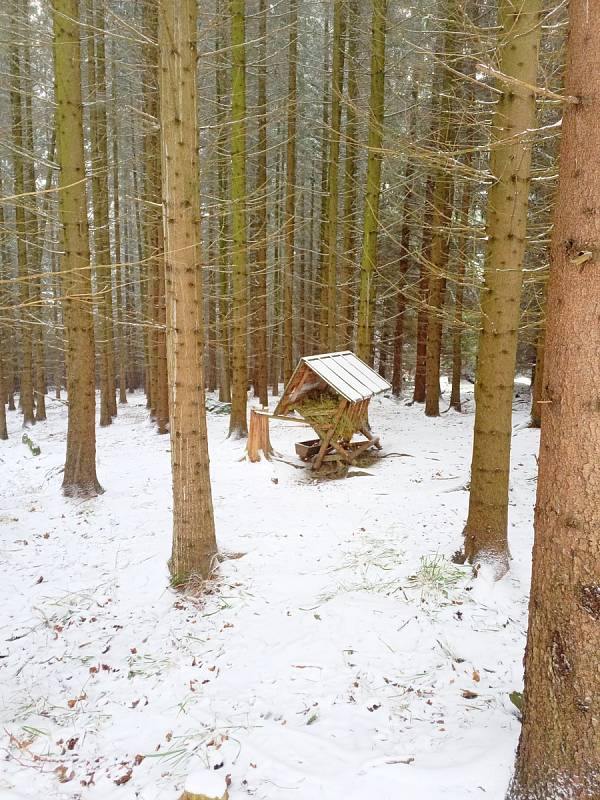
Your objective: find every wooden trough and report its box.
[248,351,391,470]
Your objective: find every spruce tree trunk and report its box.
[20,5,47,423]
[110,59,127,405]
[450,158,472,412]
[508,2,600,791]
[228,0,249,437]
[356,0,387,365]
[316,13,330,353]
[463,0,542,576]
[158,0,218,584]
[424,8,458,419]
[413,175,435,403]
[253,0,269,407]
[86,1,113,427]
[322,0,346,351]
[340,0,359,351]
[283,0,298,380]
[9,26,35,427]
[52,0,103,497]
[529,299,545,428]
[215,0,231,404]
[142,1,169,433]
[391,83,417,397]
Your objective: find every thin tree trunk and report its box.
[508,1,600,790]
[340,0,359,351]
[53,0,103,497]
[391,83,418,397]
[86,0,114,426]
[228,0,249,438]
[356,0,387,365]
[110,59,127,405]
[424,8,458,419]
[529,295,546,428]
[215,0,231,404]
[283,0,298,380]
[158,0,218,584]
[9,20,35,426]
[463,0,542,576]
[253,0,268,406]
[20,4,47,423]
[450,161,472,412]
[322,0,346,351]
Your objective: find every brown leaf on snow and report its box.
[134,754,144,766]
[462,689,479,699]
[472,670,481,682]
[55,765,75,783]
[114,770,132,785]
[66,737,78,751]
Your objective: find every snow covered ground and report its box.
[0,384,540,800]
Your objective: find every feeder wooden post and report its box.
[247,409,274,462]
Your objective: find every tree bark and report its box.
[252,0,268,406]
[228,0,249,437]
[356,0,387,365]
[508,1,600,792]
[9,19,35,427]
[158,0,218,583]
[283,0,298,380]
[463,0,542,576]
[52,0,103,497]
[340,0,359,351]
[322,0,346,351]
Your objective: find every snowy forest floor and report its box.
[1,384,540,800]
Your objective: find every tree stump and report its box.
[247,408,273,462]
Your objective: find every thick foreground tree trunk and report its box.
[463,0,542,576]
[508,4,600,796]
[158,0,218,584]
[52,0,103,497]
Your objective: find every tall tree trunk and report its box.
[424,9,458,419]
[215,0,231,404]
[529,296,546,428]
[508,2,600,791]
[86,0,114,426]
[270,146,282,394]
[20,3,47,423]
[158,0,218,583]
[356,0,387,365]
[110,59,127,405]
[450,158,472,412]
[253,0,268,406]
[340,0,359,351]
[316,12,330,353]
[463,0,542,576]
[228,0,249,437]
[142,1,169,433]
[322,0,346,351]
[283,0,298,380]
[9,19,35,427]
[52,0,103,497]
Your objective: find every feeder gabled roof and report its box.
[275,351,391,413]
[301,351,390,402]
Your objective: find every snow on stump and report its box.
[181,769,228,800]
[246,408,273,462]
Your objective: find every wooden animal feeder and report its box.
[253,351,390,470]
